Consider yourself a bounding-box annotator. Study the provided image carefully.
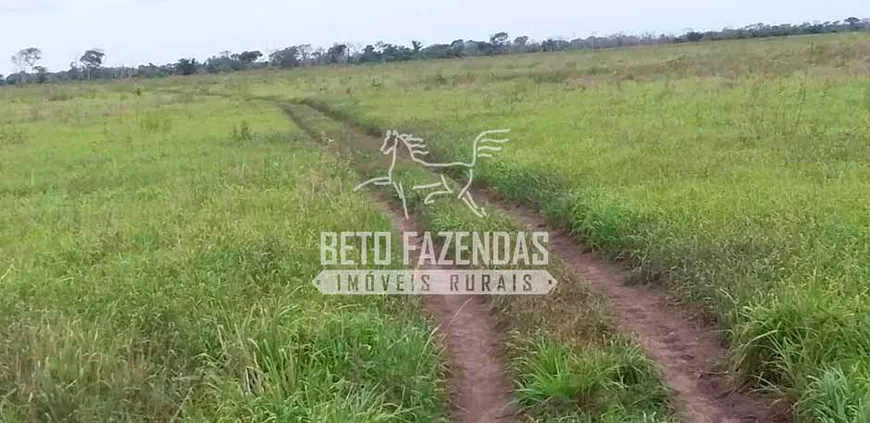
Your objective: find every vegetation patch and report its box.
[288,105,675,422]
[257,34,870,421]
[0,90,447,422]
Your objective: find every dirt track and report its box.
[490,197,785,423]
[283,101,786,423]
[284,103,518,422]
[382,199,518,423]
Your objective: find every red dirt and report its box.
[489,195,789,423]
[283,102,788,422]
[282,104,518,422]
[378,198,518,423]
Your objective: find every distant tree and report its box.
[11,47,42,84]
[80,49,105,68]
[66,62,82,80]
[297,44,313,65]
[327,43,348,63]
[345,43,362,62]
[174,58,199,75]
[33,66,48,83]
[80,49,106,79]
[135,62,167,78]
[311,47,326,65]
[372,42,413,62]
[421,43,450,59]
[3,15,870,84]
[683,31,704,42]
[269,46,300,68]
[237,50,263,66]
[0,74,4,85]
[6,74,22,85]
[490,32,510,52]
[226,53,244,70]
[468,40,494,55]
[205,52,236,73]
[512,36,529,52]
[541,38,560,52]
[359,45,381,63]
[448,39,465,57]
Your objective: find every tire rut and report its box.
[381,200,518,423]
[283,101,786,423]
[487,198,786,423]
[283,104,518,423]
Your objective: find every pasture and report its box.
[0,89,445,421]
[310,34,870,422]
[2,31,870,422]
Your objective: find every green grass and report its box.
[181,33,870,421]
[288,103,675,422]
[0,88,447,422]
[7,31,870,422]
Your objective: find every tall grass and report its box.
[0,89,447,421]
[289,104,675,422]
[238,33,870,421]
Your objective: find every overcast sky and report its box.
[0,0,866,75]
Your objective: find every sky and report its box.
[0,0,867,75]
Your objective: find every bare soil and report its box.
[283,104,518,422]
[489,196,788,423]
[379,198,518,423]
[284,101,788,423]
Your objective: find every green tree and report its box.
[205,52,237,73]
[67,62,82,81]
[237,51,263,66]
[490,32,509,52]
[80,49,106,80]
[174,58,199,75]
[33,66,48,84]
[268,47,300,68]
[448,39,465,57]
[11,47,42,84]
[327,44,348,63]
[297,44,313,65]
[359,45,381,63]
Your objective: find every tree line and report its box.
[3,17,868,85]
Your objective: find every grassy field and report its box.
[0,88,447,421]
[284,103,675,422]
[162,33,870,421]
[4,31,870,422]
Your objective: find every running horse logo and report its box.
[355,129,511,219]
